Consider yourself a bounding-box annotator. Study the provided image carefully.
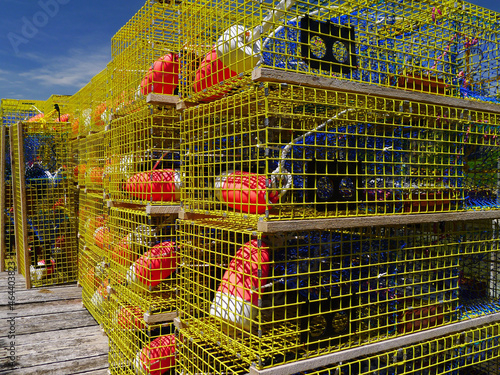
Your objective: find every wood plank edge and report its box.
[252,68,500,115]
[248,312,500,375]
[258,211,500,233]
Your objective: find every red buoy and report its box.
[141,53,179,96]
[210,240,270,330]
[127,241,177,288]
[117,305,145,330]
[134,335,175,375]
[94,226,110,250]
[30,259,56,281]
[27,113,45,122]
[125,169,181,202]
[194,49,238,102]
[216,171,279,214]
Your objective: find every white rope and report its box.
[270,108,355,197]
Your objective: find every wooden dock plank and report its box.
[0,284,81,306]
[1,354,109,375]
[3,310,99,335]
[0,271,108,374]
[0,299,86,317]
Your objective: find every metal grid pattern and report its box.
[181,84,500,223]
[177,321,500,374]
[85,132,106,192]
[106,293,176,375]
[179,0,500,103]
[10,121,78,288]
[77,137,87,188]
[176,218,500,369]
[75,81,93,137]
[79,191,107,256]
[107,106,181,206]
[110,0,180,116]
[107,207,177,315]
[1,99,44,270]
[80,238,109,324]
[89,67,110,134]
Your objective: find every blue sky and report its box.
[1,0,499,101]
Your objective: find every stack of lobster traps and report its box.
[103,1,181,373]
[6,97,78,289]
[0,99,44,272]
[174,0,500,374]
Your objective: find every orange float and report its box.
[210,240,270,330]
[134,335,175,375]
[194,49,238,102]
[216,171,279,214]
[141,53,179,96]
[125,169,181,202]
[126,241,177,288]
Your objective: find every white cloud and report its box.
[19,46,110,89]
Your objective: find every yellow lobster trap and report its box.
[85,132,107,192]
[0,98,45,271]
[79,238,109,325]
[9,120,78,289]
[177,320,500,375]
[106,292,176,375]
[107,207,177,317]
[176,218,500,369]
[79,191,108,257]
[107,105,181,207]
[178,0,500,104]
[110,0,180,117]
[73,79,93,137]
[181,83,500,224]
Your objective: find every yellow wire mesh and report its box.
[106,293,176,375]
[89,67,110,134]
[75,80,94,137]
[10,121,78,288]
[107,106,181,206]
[1,99,45,270]
[80,238,109,324]
[181,83,500,223]
[176,218,500,369]
[85,132,106,192]
[110,0,180,117]
[179,0,500,104]
[77,137,87,188]
[107,207,177,315]
[177,320,500,374]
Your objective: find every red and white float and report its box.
[210,240,270,330]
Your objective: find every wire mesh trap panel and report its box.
[85,132,106,192]
[80,239,109,325]
[107,207,177,315]
[177,321,500,375]
[77,137,87,188]
[110,0,180,117]
[89,67,110,134]
[107,106,181,206]
[179,0,500,104]
[1,99,44,270]
[10,121,78,288]
[79,191,107,257]
[181,84,500,223]
[289,322,500,375]
[74,80,94,137]
[176,218,500,369]
[107,292,176,375]
[177,327,500,375]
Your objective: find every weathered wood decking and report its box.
[0,272,108,374]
